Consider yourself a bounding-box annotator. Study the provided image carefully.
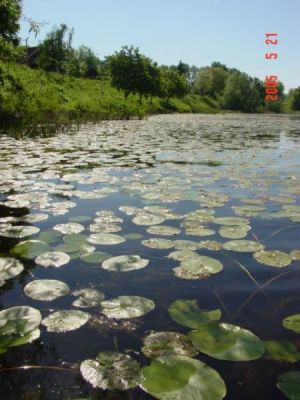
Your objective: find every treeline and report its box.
[1,0,300,115]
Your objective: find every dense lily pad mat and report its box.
[0,114,300,399]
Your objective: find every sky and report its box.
[19,0,300,91]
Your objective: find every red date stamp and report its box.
[265,33,278,101]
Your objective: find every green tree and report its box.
[222,71,260,112]
[287,87,300,110]
[193,66,228,97]
[0,0,22,60]
[107,46,160,100]
[37,24,74,73]
[264,81,285,112]
[159,66,189,99]
[66,46,101,77]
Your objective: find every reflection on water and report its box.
[0,113,300,399]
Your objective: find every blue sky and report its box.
[19,0,299,91]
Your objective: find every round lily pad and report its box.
[53,223,85,235]
[264,340,300,363]
[188,322,265,361]
[147,225,180,236]
[87,234,125,245]
[253,250,292,268]
[24,279,70,301]
[167,250,199,262]
[141,355,226,400]
[277,371,300,400]
[132,213,165,226]
[142,331,198,358]
[102,255,149,272]
[0,306,42,336]
[174,256,223,280]
[11,240,51,259]
[35,251,70,268]
[219,225,250,239]
[72,288,105,308]
[168,300,221,329]
[283,314,300,334]
[214,217,249,226]
[0,257,24,281]
[38,230,62,244]
[101,296,155,319]
[291,250,300,260]
[80,352,140,390]
[80,252,110,264]
[223,240,265,253]
[0,225,40,238]
[142,238,174,249]
[42,310,90,332]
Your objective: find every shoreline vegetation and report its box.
[1,1,300,129]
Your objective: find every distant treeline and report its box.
[1,0,300,117]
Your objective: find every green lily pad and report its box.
[80,252,110,264]
[132,213,165,226]
[168,300,221,329]
[147,226,180,236]
[0,225,40,238]
[0,328,40,349]
[188,322,265,361]
[69,215,92,223]
[223,240,265,253]
[277,371,300,400]
[214,217,249,226]
[291,250,300,260]
[141,355,226,400]
[283,314,300,333]
[72,288,105,308]
[167,250,200,261]
[102,255,149,272]
[38,230,62,244]
[42,310,90,332]
[87,233,125,245]
[11,240,51,260]
[142,238,174,249]
[24,279,70,301]
[142,331,198,358]
[174,256,223,280]
[219,225,250,239]
[35,251,70,268]
[0,257,24,281]
[101,296,155,319]
[264,340,300,363]
[123,233,144,240]
[63,234,89,246]
[0,306,42,336]
[80,352,140,390]
[253,250,292,268]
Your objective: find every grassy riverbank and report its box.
[0,62,221,127]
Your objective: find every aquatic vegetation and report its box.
[24,279,70,301]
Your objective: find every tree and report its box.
[264,81,285,112]
[287,87,300,111]
[222,71,260,112]
[0,0,22,60]
[159,66,189,99]
[193,66,228,97]
[66,46,101,77]
[107,46,160,100]
[37,24,74,73]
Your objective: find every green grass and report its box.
[0,62,220,127]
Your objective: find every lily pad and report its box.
[219,225,250,239]
[253,250,292,268]
[142,331,198,358]
[0,306,42,336]
[132,213,165,226]
[101,296,155,319]
[80,352,140,390]
[174,256,223,280]
[188,322,265,361]
[277,371,300,400]
[142,238,174,249]
[24,279,70,301]
[264,340,300,363]
[102,255,149,272]
[0,258,24,281]
[80,252,110,264]
[141,355,226,400]
[214,217,249,226]
[38,230,62,244]
[0,225,40,238]
[35,251,70,268]
[72,288,105,308]
[42,310,90,332]
[87,234,125,245]
[11,240,50,259]
[53,223,85,235]
[223,240,265,253]
[147,225,180,236]
[283,314,300,333]
[168,300,221,329]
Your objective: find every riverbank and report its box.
[0,62,221,128]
